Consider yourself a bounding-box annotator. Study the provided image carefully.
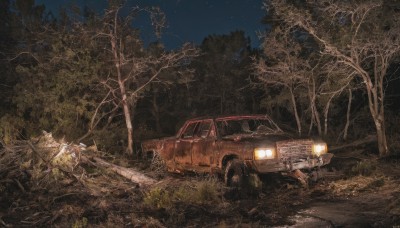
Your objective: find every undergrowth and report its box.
[144,178,222,209]
[348,160,377,176]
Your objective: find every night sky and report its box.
[35,0,265,49]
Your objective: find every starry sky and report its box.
[35,0,265,50]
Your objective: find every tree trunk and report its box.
[365,74,388,156]
[289,88,302,136]
[111,33,134,155]
[313,105,322,136]
[151,94,162,133]
[122,97,134,155]
[343,89,352,141]
[308,118,314,136]
[83,156,156,187]
[375,115,388,156]
[323,94,335,136]
[308,77,321,135]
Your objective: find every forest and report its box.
[1,0,400,227]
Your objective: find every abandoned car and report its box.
[141,115,333,186]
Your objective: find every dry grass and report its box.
[0,134,143,227]
[328,175,387,196]
[347,160,377,176]
[144,177,223,209]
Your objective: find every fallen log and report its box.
[329,135,377,152]
[29,131,157,188]
[82,155,156,187]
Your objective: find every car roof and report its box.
[185,114,271,122]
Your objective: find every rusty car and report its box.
[141,115,333,187]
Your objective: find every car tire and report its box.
[224,159,248,188]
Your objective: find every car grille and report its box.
[276,139,313,161]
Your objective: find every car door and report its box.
[174,121,199,167]
[191,119,216,171]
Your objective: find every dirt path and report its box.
[286,167,400,227]
[291,199,384,227]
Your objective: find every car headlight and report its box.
[313,143,328,156]
[254,148,276,160]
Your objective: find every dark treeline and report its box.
[0,0,399,156]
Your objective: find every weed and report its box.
[364,177,385,189]
[175,179,222,204]
[51,167,65,180]
[348,160,377,176]
[193,179,220,203]
[172,185,192,202]
[72,217,87,228]
[149,152,167,177]
[330,175,386,196]
[247,173,263,192]
[143,187,171,209]
[144,178,222,209]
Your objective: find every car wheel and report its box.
[224,159,248,188]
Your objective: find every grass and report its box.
[143,187,172,209]
[348,160,377,176]
[72,217,88,228]
[143,178,222,209]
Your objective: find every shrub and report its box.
[364,177,385,189]
[72,217,88,228]
[144,178,222,209]
[143,187,171,209]
[192,179,220,203]
[172,185,193,203]
[348,160,377,176]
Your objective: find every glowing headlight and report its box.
[313,143,328,156]
[254,148,276,160]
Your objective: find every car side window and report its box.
[195,120,212,138]
[181,122,198,138]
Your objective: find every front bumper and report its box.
[246,153,333,173]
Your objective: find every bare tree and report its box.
[305,70,323,136]
[267,0,400,156]
[255,28,309,135]
[93,6,199,155]
[318,62,354,136]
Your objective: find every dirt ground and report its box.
[283,160,400,227]
[1,138,400,227]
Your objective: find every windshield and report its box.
[215,117,282,138]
